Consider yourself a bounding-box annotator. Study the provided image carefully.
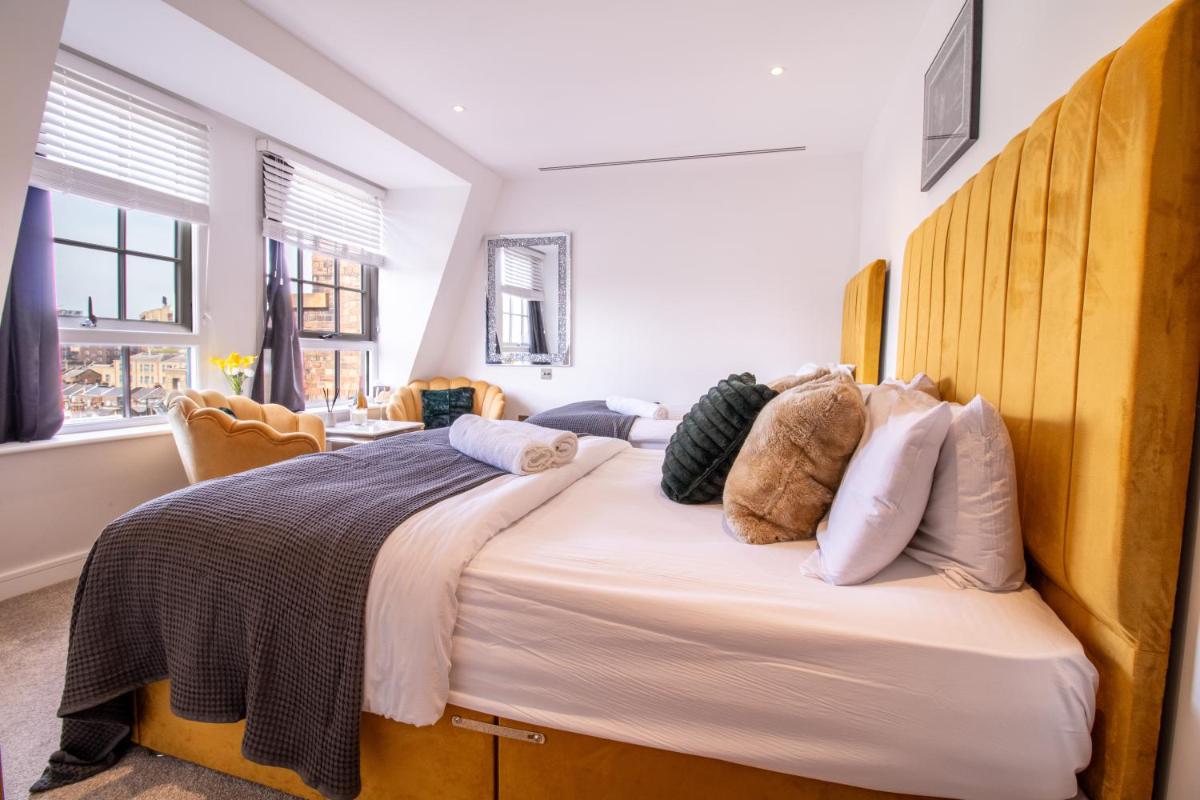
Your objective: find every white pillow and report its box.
[880,372,940,399]
[802,384,952,585]
[905,395,1025,591]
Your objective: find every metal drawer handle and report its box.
[451,715,546,744]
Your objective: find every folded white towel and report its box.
[494,419,578,467]
[448,414,555,475]
[605,395,668,420]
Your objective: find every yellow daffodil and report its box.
[211,351,256,395]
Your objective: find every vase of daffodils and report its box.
[211,351,257,396]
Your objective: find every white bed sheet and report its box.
[627,417,679,449]
[445,448,1097,800]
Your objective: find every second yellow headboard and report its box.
[839,259,886,384]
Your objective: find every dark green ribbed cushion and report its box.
[661,373,778,504]
[421,387,475,429]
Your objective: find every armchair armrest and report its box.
[169,405,323,483]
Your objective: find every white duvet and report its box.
[363,445,1097,800]
[362,436,628,724]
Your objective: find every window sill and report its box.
[0,422,173,456]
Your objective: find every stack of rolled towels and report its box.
[449,414,579,475]
[605,395,668,419]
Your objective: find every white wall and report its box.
[430,152,863,418]
[0,432,187,598]
[858,0,1173,379]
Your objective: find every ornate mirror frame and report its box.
[485,232,572,366]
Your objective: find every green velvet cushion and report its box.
[421,387,476,429]
[661,373,778,504]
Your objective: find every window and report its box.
[51,192,197,427]
[51,192,192,329]
[291,250,372,340]
[29,55,208,432]
[60,344,192,421]
[501,293,530,351]
[259,143,384,407]
[300,349,370,407]
[275,244,377,405]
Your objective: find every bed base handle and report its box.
[451,715,546,744]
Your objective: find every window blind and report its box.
[31,64,210,223]
[499,247,545,300]
[261,151,385,267]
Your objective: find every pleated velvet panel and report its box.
[840,259,887,385]
[896,2,1200,797]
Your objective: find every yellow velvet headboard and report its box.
[896,2,1200,797]
[840,259,887,384]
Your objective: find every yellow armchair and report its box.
[166,389,326,484]
[386,377,506,422]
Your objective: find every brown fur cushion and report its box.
[766,367,830,393]
[723,372,867,545]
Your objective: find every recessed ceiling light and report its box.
[452,105,465,113]
[769,66,785,76]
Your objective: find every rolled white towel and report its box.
[448,414,555,475]
[605,395,668,420]
[494,419,578,467]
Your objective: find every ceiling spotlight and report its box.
[452,105,465,113]
[769,66,785,76]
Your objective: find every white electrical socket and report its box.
[541,368,553,380]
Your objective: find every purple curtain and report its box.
[528,300,549,356]
[251,239,305,411]
[0,187,63,443]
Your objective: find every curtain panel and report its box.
[0,187,64,443]
[251,239,305,412]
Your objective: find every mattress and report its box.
[627,417,679,449]
[445,448,1097,800]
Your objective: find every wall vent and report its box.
[538,145,807,172]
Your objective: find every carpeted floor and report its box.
[0,581,291,800]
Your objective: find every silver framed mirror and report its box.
[485,232,571,366]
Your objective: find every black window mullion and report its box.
[333,257,341,334]
[294,247,303,332]
[120,346,132,417]
[116,209,127,320]
[177,222,192,328]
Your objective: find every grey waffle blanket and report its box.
[33,428,501,800]
[525,400,636,440]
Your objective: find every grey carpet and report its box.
[0,580,291,800]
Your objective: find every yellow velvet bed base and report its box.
[132,1,1200,798]
[134,681,919,800]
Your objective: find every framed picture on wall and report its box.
[921,0,982,191]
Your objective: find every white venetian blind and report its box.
[31,63,210,223]
[261,150,385,267]
[499,247,545,300]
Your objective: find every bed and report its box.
[121,1,1200,797]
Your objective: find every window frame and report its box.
[290,246,377,343]
[52,198,194,335]
[57,343,195,433]
[51,192,204,434]
[281,245,378,409]
[499,291,531,352]
[295,343,373,410]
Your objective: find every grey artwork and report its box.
[921,0,982,191]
